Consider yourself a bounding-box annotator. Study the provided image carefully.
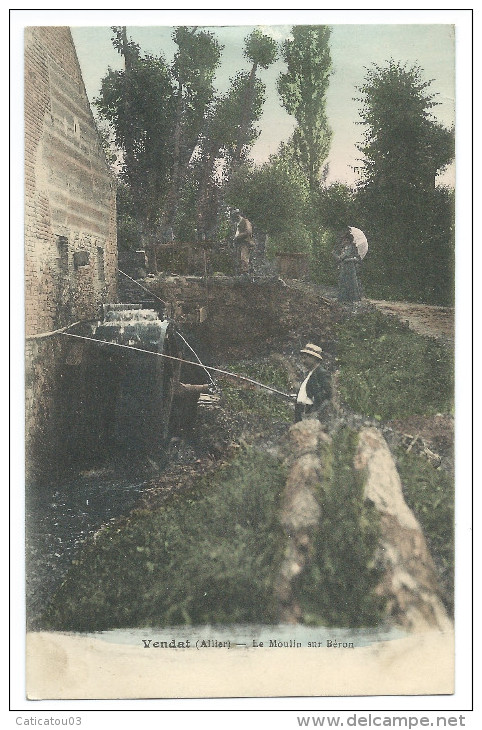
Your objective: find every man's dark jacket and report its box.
[295,365,332,422]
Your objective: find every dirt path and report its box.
[369,300,454,344]
[282,280,454,345]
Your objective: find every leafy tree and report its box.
[164,27,222,229]
[355,60,454,303]
[232,29,278,167]
[192,29,277,240]
[96,26,222,261]
[195,71,266,239]
[96,30,175,235]
[96,27,276,253]
[278,25,333,193]
[226,150,311,253]
[314,183,357,232]
[356,60,453,192]
[310,183,358,285]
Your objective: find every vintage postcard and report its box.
[14,7,473,709]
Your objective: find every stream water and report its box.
[26,467,406,647]
[25,469,152,629]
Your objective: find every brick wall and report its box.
[24,26,118,481]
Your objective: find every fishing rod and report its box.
[59,331,293,401]
[175,330,217,389]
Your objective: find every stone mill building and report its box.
[25,27,118,481]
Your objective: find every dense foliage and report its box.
[96,26,274,254]
[96,27,454,303]
[310,183,357,284]
[231,29,278,168]
[354,61,455,304]
[226,147,311,254]
[278,25,332,193]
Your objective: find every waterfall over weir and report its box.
[59,304,182,469]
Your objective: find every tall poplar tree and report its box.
[165,26,222,229]
[278,25,333,193]
[194,71,265,237]
[231,29,278,168]
[97,28,175,242]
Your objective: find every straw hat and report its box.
[300,343,323,361]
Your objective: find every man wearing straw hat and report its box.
[294,343,332,424]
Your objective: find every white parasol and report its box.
[349,227,368,259]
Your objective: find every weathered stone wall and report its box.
[275,422,452,632]
[145,275,339,361]
[355,427,452,633]
[25,26,118,481]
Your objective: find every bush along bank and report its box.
[334,308,454,619]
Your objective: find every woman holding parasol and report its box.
[333,227,368,303]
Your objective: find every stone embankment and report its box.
[276,420,452,632]
[355,427,452,633]
[276,420,329,623]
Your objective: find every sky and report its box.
[70,21,456,186]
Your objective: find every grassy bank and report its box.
[336,310,454,421]
[396,448,454,612]
[221,360,293,423]
[43,429,389,631]
[336,310,454,611]
[42,311,454,631]
[43,449,287,631]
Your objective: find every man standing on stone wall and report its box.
[231,209,255,276]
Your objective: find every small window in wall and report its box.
[56,236,69,276]
[73,116,80,139]
[97,246,105,283]
[73,250,90,269]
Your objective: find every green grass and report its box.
[43,449,287,631]
[295,427,386,627]
[43,427,387,632]
[336,310,454,421]
[221,360,293,423]
[395,449,454,612]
